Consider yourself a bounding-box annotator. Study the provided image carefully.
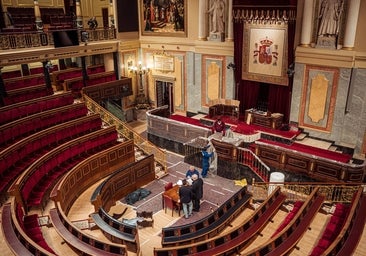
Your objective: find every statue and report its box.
[316,0,344,48]
[207,0,225,34]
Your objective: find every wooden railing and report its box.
[251,181,363,204]
[84,94,167,178]
[0,28,116,50]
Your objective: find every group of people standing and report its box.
[177,166,204,219]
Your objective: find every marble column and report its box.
[300,0,314,47]
[226,0,233,41]
[342,0,361,50]
[198,0,207,40]
[34,0,43,32]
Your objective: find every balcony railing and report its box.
[0,28,116,50]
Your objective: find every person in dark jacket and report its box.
[178,179,193,219]
[191,174,203,212]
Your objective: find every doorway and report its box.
[156,80,174,114]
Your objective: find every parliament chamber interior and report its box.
[0,0,366,255]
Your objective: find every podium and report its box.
[245,109,283,129]
[208,99,240,120]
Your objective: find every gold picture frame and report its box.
[242,23,288,86]
[141,0,187,37]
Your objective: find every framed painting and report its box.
[242,23,288,86]
[141,0,187,37]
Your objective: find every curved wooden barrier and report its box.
[161,186,250,246]
[319,187,366,256]
[1,203,35,256]
[49,140,145,254]
[153,187,286,256]
[4,197,57,256]
[9,126,118,212]
[50,206,127,256]
[88,154,156,253]
[90,154,156,212]
[245,187,325,256]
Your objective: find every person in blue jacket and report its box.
[201,145,213,178]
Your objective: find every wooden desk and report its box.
[162,185,181,216]
[163,185,179,203]
[245,109,283,129]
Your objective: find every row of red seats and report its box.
[2,70,22,79]
[0,115,102,196]
[271,201,304,238]
[4,75,45,91]
[21,129,118,210]
[70,72,116,92]
[15,203,55,254]
[310,203,350,256]
[56,69,83,83]
[30,65,59,75]
[2,86,53,106]
[0,93,74,125]
[0,103,88,148]
[87,65,105,74]
[88,73,116,86]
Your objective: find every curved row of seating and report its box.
[64,70,116,97]
[86,155,157,254]
[161,185,250,246]
[4,73,46,91]
[2,84,53,106]
[50,206,127,256]
[52,64,106,89]
[90,200,140,252]
[10,126,118,212]
[153,186,286,256]
[0,114,102,200]
[49,141,138,255]
[15,202,55,254]
[318,187,366,256]
[0,102,88,147]
[1,201,54,256]
[0,92,74,125]
[3,140,135,255]
[245,187,325,255]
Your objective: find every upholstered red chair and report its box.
[164,182,173,191]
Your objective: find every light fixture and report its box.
[129,61,151,109]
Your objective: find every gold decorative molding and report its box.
[299,65,339,132]
[295,46,355,68]
[308,74,329,123]
[0,41,119,66]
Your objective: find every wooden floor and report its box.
[1,120,366,256]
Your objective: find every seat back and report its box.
[164,182,173,191]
